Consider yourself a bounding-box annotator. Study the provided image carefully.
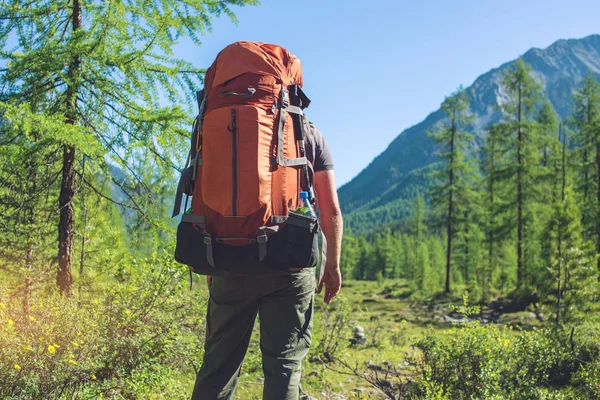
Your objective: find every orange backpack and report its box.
[172,42,319,276]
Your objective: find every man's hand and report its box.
[317,263,342,304]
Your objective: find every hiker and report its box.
[171,42,343,399]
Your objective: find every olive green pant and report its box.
[192,269,315,400]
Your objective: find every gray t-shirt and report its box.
[304,123,334,172]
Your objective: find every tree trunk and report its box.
[556,218,562,325]
[464,210,470,284]
[487,135,496,293]
[596,140,600,275]
[562,126,567,203]
[517,84,524,288]
[557,123,567,324]
[78,157,87,304]
[57,147,76,295]
[445,115,456,294]
[56,0,82,296]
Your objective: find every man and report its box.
[192,123,343,400]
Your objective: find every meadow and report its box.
[3,265,599,400]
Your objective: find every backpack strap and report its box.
[289,84,311,109]
[172,150,192,217]
[173,90,207,218]
[257,225,280,262]
[275,87,308,168]
[288,84,315,198]
[204,235,216,268]
[181,214,205,224]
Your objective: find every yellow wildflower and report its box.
[504,339,510,346]
[71,341,79,347]
[92,374,97,380]
[53,343,60,348]
[28,315,36,321]
[7,319,13,326]
[68,359,78,365]
[48,345,56,354]
[14,364,21,371]
[22,345,31,352]
[0,302,5,308]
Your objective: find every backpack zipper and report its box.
[230,108,237,216]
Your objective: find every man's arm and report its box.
[314,169,343,304]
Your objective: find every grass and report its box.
[211,279,489,399]
[1,275,564,399]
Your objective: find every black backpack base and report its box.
[174,213,319,276]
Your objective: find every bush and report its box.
[0,257,205,399]
[412,322,600,399]
[311,295,352,363]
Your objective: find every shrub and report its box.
[412,322,599,399]
[0,257,206,399]
[311,295,352,363]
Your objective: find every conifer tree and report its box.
[481,125,505,292]
[571,74,600,274]
[543,186,596,324]
[497,59,542,288]
[428,87,474,293]
[536,102,560,207]
[0,0,256,295]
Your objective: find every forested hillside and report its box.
[339,35,600,234]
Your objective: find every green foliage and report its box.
[427,87,478,293]
[414,322,600,399]
[0,0,257,293]
[0,257,205,399]
[571,74,600,230]
[541,188,598,324]
[312,295,352,363]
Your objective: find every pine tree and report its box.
[537,102,559,168]
[0,0,256,295]
[536,102,560,205]
[481,125,507,293]
[571,74,600,274]
[497,59,542,288]
[428,86,474,293]
[543,187,596,324]
[412,195,426,240]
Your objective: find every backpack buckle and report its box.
[280,87,289,108]
[257,235,268,243]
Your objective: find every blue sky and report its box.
[171,1,598,186]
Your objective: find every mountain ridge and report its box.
[339,34,600,233]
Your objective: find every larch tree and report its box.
[571,74,600,274]
[0,0,256,295]
[497,59,542,288]
[428,86,474,293]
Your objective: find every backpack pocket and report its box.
[262,212,320,270]
[201,105,274,217]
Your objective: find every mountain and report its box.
[338,34,600,234]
